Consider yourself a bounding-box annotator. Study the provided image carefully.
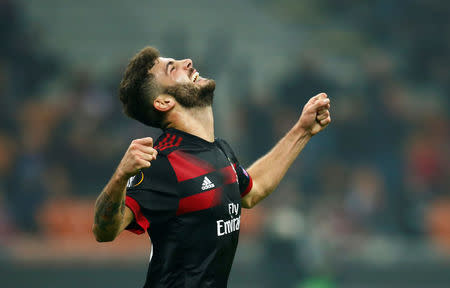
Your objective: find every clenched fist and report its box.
[297,93,331,136]
[116,137,158,180]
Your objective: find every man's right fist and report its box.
[117,137,158,179]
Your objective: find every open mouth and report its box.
[191,71,199,83]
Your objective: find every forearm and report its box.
[93,170,128,242]
[245,124,311,207]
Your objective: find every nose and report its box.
[182,59,193,70]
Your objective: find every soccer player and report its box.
[92,47,331,288]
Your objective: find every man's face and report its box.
[149,57,215,108]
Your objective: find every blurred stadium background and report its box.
[0,0,449,287]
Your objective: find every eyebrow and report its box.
[165,61,174,75]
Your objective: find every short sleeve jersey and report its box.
[125,128,253,288]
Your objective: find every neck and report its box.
[166,106,215,142]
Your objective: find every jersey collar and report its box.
[163,128,217,148]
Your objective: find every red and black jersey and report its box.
[125,128,253,288]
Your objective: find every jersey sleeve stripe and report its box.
[240,176,253,198]
[125,195,150,234]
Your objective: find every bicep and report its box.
[241,172,269,209]
[241,192,253,209]
[241,178,262,209]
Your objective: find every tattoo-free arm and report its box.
[241,127,311,209]
[242,94,331,208]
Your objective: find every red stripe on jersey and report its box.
[176,187,222,215]
[159,136,183,152]
[221,165,237,185]
[158,135,176,150]
[241,175,253,198]
[174,136,183,147]
[167,150,215,182]
[154,133,171,150]
[125,196,150,234]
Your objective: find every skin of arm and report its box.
[242,93,331,209]
[93,137,157,242]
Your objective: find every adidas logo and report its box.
[201,176,215,190]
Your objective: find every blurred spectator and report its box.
[344,166,389,234]
[426,197,450,255]
[278,54,335,108]
[7,101,57,233]
[0,133,16,240]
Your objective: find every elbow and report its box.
[241,197,255,209]
[95,235,115,243]
[242,203,255,209]
[92,225,117,242]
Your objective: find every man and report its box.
[92,46,331,288]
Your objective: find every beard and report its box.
[164,80,216,108]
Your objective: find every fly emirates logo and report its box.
[217,203,240,236]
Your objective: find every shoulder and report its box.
[215,138,238,161]
[127,154,177,191]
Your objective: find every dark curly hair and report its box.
[119,46,164,128]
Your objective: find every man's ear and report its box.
[154,94,175,112]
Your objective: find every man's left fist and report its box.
[297,93,331,136]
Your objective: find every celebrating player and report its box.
[92,46,331,288]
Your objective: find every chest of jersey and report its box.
[167,148,242,234]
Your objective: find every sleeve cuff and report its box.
[241,176,253,198]
[125,196,150,234]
